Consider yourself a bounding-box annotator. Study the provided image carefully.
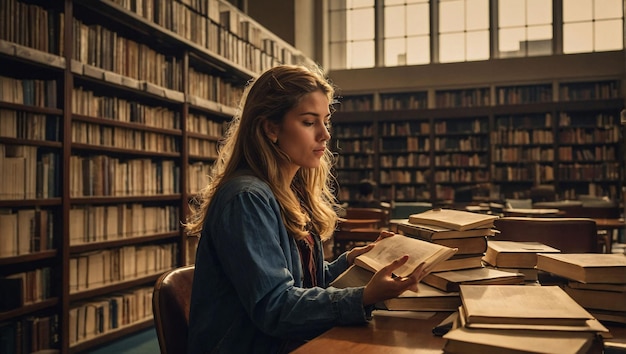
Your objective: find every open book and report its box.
[330,234,458,288]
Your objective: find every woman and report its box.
[185,65,424,353]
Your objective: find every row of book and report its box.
[0,314,59,354]
[0,267,53,311]
[68,203,179,245]
[0,144,59,200]
[69,286,153,345]
[69,243,177,293]
[0,208,53,258]
[0,109,60,142]
[72,121,181,153]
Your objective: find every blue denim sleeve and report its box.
[209,185,369,340]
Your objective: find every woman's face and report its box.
[270,90,331,178]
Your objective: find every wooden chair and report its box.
[493,217,600,253]
[153,265,195,354]
[344,207,390,229]
[333,229,381,259]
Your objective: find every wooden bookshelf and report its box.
[332,82,624,204]
[0,0,313,352]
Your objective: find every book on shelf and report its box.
[408,209,498,231]
[459,285,595,327]
[330,234,458,288]
[395,219,496,240]
[536,253,626,284]
[431,254,485,272]
[423,267,525,292]
[442,320,600,354]
[482,241,561,268]
[380,282,461,312]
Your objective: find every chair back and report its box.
[344,207,389,228]
[333,229,381,259]
[493,217,600,253]
[153,265,195,354]
[390,202,432,219]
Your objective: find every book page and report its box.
[355,235,457,277]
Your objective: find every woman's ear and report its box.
[263,120,279,144]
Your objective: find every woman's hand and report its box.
[346,230,396,266]
[362,256,426,306]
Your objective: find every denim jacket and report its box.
[187,175,369,354]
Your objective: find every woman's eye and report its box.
[303,121,314,127]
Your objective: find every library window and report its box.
[563,0,623,53]
[327,0,623,69]
[438,0,490,63]
[329,0,376,69]
[497,0,553,58]
[384,0,430,66]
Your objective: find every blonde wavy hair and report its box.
[185,64,340,241]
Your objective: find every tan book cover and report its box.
[423,267,524,292]
[460,285,594,327]
[564,285,626,312]
[443,322,598,354]
[483,241,561,268]
[408,209,498,231]
[436,236,489,255]
[381,282,461,311]
[536,253,626,284]
[396,219,495,240]
[430,254,484,272]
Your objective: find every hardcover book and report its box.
[423,267,524,292]
[396,219,495,240]
[536,253,626,284]
[408,209,498,231]
[482,241,561,268]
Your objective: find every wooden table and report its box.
[292,311,626,354]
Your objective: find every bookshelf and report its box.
[0,0,313,352]
[331,80,624,205]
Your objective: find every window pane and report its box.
[499,27,526,56]
[348,0,375,9]
[348,40,375,68]
[527,0,551,25]
[563,0,592,22]
[330,42,347,70]
[406,3,430,35]
[330,10,348,40]
[595,20,623,51]
[440,0,465,32]
[527,25,552,55]
[407,36,430,65]
[385,6,406,38]
[595,0,622,20]
[385,38,406,66]
[563,22,593,53]
[467,0,489,30]
[466,31,489,60]
[349,8,375,40]
[440,32,465,62]
[499,0,525,27]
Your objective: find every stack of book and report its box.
[399,209,525,292]
[537,253,626,324]
[443,285,608,354]
[482,240,561,283]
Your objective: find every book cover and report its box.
[430,254,484,272]
[443,322,598,354]
[381,283,461,311]
[436,236,488,255]
[408,209,498,231]
[483,241,561,268]
[396,219,495,240]
[536,253,626,284]
[564,285,626,312]
[423,267,524,292]
[460,285,594,327]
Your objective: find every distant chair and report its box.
[529,185,556,203]
[343,207,390,229]
[390,201,433,219]
[505,198,533,209]
[493,217,600,253]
